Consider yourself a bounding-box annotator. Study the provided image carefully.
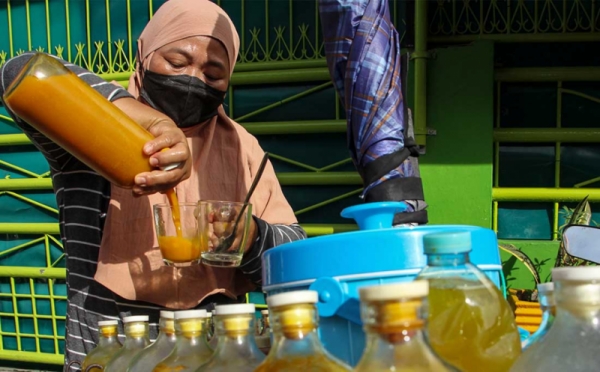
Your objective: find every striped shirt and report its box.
[0,52,306,370]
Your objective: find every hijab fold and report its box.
[94,0,297,309]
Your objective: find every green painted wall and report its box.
[419,42,494,228]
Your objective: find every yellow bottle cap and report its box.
[98,320,118,337]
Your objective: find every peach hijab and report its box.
[95,0,297,309]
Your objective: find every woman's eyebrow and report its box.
[167,47,194,61]
[206,59,227,72]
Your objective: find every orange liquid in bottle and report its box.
[3,54,155,188]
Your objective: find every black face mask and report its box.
[140,70,227,128]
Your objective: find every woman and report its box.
[0,0,306,369]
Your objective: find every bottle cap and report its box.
[359,280,428,301]
[160,311,175,319]
[423,231,471,255]
[206,312,213,318]
[98,320,119,327]
[537,282,554,293]
[267,290,318,308]
[215,304,255,315]
[553,267,600,281]
[174,309,207,320]
[261,310,269,316]
[122,315,149,323]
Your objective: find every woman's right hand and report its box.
[113,97,192,195]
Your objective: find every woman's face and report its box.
[148,35,230,92]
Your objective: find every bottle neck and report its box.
[214,314,262,355]
[554,281,600,322]
[270,304,325,356]
[123,321,150,348]
[174,318,209,346]
[159,317,176,339]
[427,252,469,267]
[362,297,427,346]
[97,328,120,347]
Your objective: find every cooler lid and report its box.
[262,202,499,287]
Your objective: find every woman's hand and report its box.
[112,97,192,195]
[208,209,258,254]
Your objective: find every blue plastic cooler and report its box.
[261,202,504,366]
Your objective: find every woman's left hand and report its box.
[208,211,258,254]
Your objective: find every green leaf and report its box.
[499,243,541,284]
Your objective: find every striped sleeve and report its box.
[239,217,307,284]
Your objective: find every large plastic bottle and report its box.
[521,282,555,350]
[195,304,265,371]
[2,52,155,188]
[355,280,454,371]
[511,267,600,371]
[254,290,352,372]
[81,320,122,372]
[127,311,176,372]
[105,316,151,372]
[416,231,521,372]
[153,310,212,372]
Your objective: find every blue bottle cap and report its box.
[423,231,472,255]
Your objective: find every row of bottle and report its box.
[82,231,600,371]
[82,304,271,372]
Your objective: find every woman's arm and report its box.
[239,219,307,284]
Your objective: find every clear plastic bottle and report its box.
[355,280,454,371]
[105,316,151,372]
[521,282,555,350]
[153,310,212,372]
[127,311,176,372]
[254,290,352,372]
[416,232,521,372]
[511,267,600,371]
[195,304,265,371]
[81,320,123,372]
[254,309,271,355]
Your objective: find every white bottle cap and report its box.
[267,290,318,308]
[98,320,119,327]
[214,304,255,315]
[174,309,207,320]
[206,312,213,318]
[553,267,600,281]
[537,282,554,293]
[160,311,175,319]
[260,310,269,316]
[122,315,149,324]
[359,280,429,302]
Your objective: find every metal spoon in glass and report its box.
[216,152,269,251]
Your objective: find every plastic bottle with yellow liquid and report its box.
[153,310,212,372]
[195,304,265,371]
[254,290,352,372]
[355,280,455,372]
[81,320,122,372]
[521,282,555,350]
[415,231,521,372]
[104,316,151,372]
[127,311,176,372]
